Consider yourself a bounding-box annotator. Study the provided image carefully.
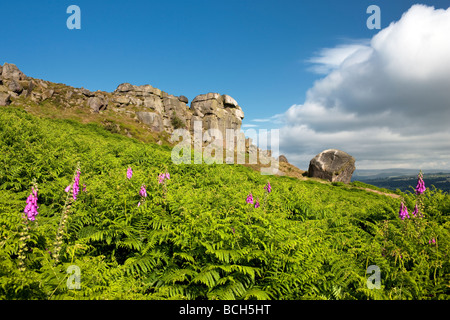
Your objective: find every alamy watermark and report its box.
[66,265,81,290]
[66,5,81,30]
[366,265,381,289]
[367,5,381,30]
[170,121,279,175]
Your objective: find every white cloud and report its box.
[241,124,259,128]
[306,42,371,74]
[251,118,271,122]
[279,4,450,170]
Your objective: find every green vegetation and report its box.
[0,107,449,300]
[171,112,186,130]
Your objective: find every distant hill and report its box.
[353,169,450,193]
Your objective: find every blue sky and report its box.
[1,0,437,122]
[3,0,450,169]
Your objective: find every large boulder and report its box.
[307,149,355,183]
[0,92,11,106]
[87,96,107,112]
[8,80,23,94]
[1,63,26,81]
[178,95,188,104]
[115,83,134,93]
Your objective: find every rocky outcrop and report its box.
[0,63,28,105]
[1,63,26,81]
[0,62,244,137]
[190,93,244,134]
[307,149,355,183]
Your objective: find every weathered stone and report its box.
[113,95,130,105]
[7,80,23,94]
[136,111,164,132]
[178,95,188,104]
[81,88,94,97]
[307,149,355,184]
[38,80,48,89]
[30,92,42,103]
[222,94,238,108]
[141,84,161,97]
[42,89,54,101]
[0,92,11,106]
[87,96,106,112]
[144,95,164,113]
[230,106,244,121]
[190,93,243,134]
[278,155,289,163]
[65,90,73,100]
[115,83,134,93]
[1,63,25,81]
[129,96,143,107]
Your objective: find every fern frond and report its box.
[242,287,271,300]
[191,268,220,288]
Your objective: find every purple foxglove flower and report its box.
[158,173,165,184]
[264,181,271,193]
[165,172,170,180]
[65,184,72,193]
[82,184,87,192]
[246,193,253,204]
[139,185,147,198]
[127,167,133,180]
[398,202,410,220]
[254,200,260,208]
[137,201,141,207]
[73,170,81,200]
[24,187,39,221]
[415,172,426,195]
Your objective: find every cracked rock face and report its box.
[307,149,355,183]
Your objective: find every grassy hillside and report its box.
[0,107,449,300]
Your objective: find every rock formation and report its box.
[0,62,284,173]
[0,62,244,137]
[307,149,355,183]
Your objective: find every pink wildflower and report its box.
[139,185,147,198]
[264,181,271,193]
[158,172,170,184]
[415,172,426,195]
[24,187,39,221]
[73,170,81,200]
[398,202,409,220]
